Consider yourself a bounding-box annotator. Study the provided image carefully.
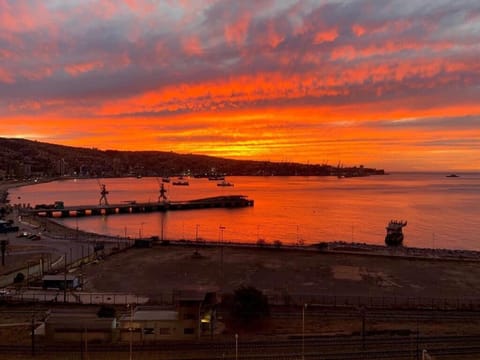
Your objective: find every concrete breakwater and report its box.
[24,195,254,218]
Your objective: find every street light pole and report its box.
[357,305,366,351]
[160,213,165,242]
[235,333,238,360]
[302,303,307,360]
[219,225,225,243]
[128,304,134,360]
[219,225,226,287]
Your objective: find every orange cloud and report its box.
[92,50,478,120]
[265,21,284,48]
[3,99,480,171]
[21,67,53,81]
[0,67,14,83]
[64,61,105,76]
[352,24,366,37]
[0,1,38,32]
[314,27,338,44]
[182,36,203,56]
[123,0,156,13]
[224,13,250,45]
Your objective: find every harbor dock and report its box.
[25,195,254,218]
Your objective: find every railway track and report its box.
[2,334,480,359]
[269,308,480,321]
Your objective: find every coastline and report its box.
[8,173,480,252]
[1,179,128,279]
[3,176,480,283]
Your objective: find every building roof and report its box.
[133,310,178,321]
[119,306,178,322]
[174,289,207,302]
[43,274,78,281]
[46,309,116,330]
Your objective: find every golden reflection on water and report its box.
[9,173,480,250]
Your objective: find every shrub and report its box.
[14,272,25,283]
[256,239,266,247]
[231,286,270,325]
[97,305,116,318]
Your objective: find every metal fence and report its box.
[267,293,480,311]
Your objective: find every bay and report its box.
[8,173,480,250]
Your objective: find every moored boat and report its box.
[217,180,234,187]
[172,179,189,186]
[172,181,189,186]
[208,175,225,181]
[385,220,407,246]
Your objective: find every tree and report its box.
[97,305,116,318]
[231,286,270,325]
[13,272,25,283]
[256,239,266,247]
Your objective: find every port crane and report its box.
[156,178,168,203]
[97,180,109,206]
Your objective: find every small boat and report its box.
[208,175,225,181]
[217,180,234,187]
[172,179,189,186]
[446,174,459,178]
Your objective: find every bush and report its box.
[14,272,25,283]
[231,286,270,325]
[256,239,266,247]
[97,305,116,318]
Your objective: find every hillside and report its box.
[0,137,384,179]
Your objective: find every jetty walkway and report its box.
[24,195,254,218]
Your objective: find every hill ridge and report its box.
[0,137,384,179]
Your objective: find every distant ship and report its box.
[172,179,189,186]
[208,175,225,181]
[217,180,234,187]
[385,220,407,246]
[446,174,459,178]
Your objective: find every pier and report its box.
[26,195,254,218]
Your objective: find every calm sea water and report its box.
[8,173,480,250]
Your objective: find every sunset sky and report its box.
[1,0,479,171]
